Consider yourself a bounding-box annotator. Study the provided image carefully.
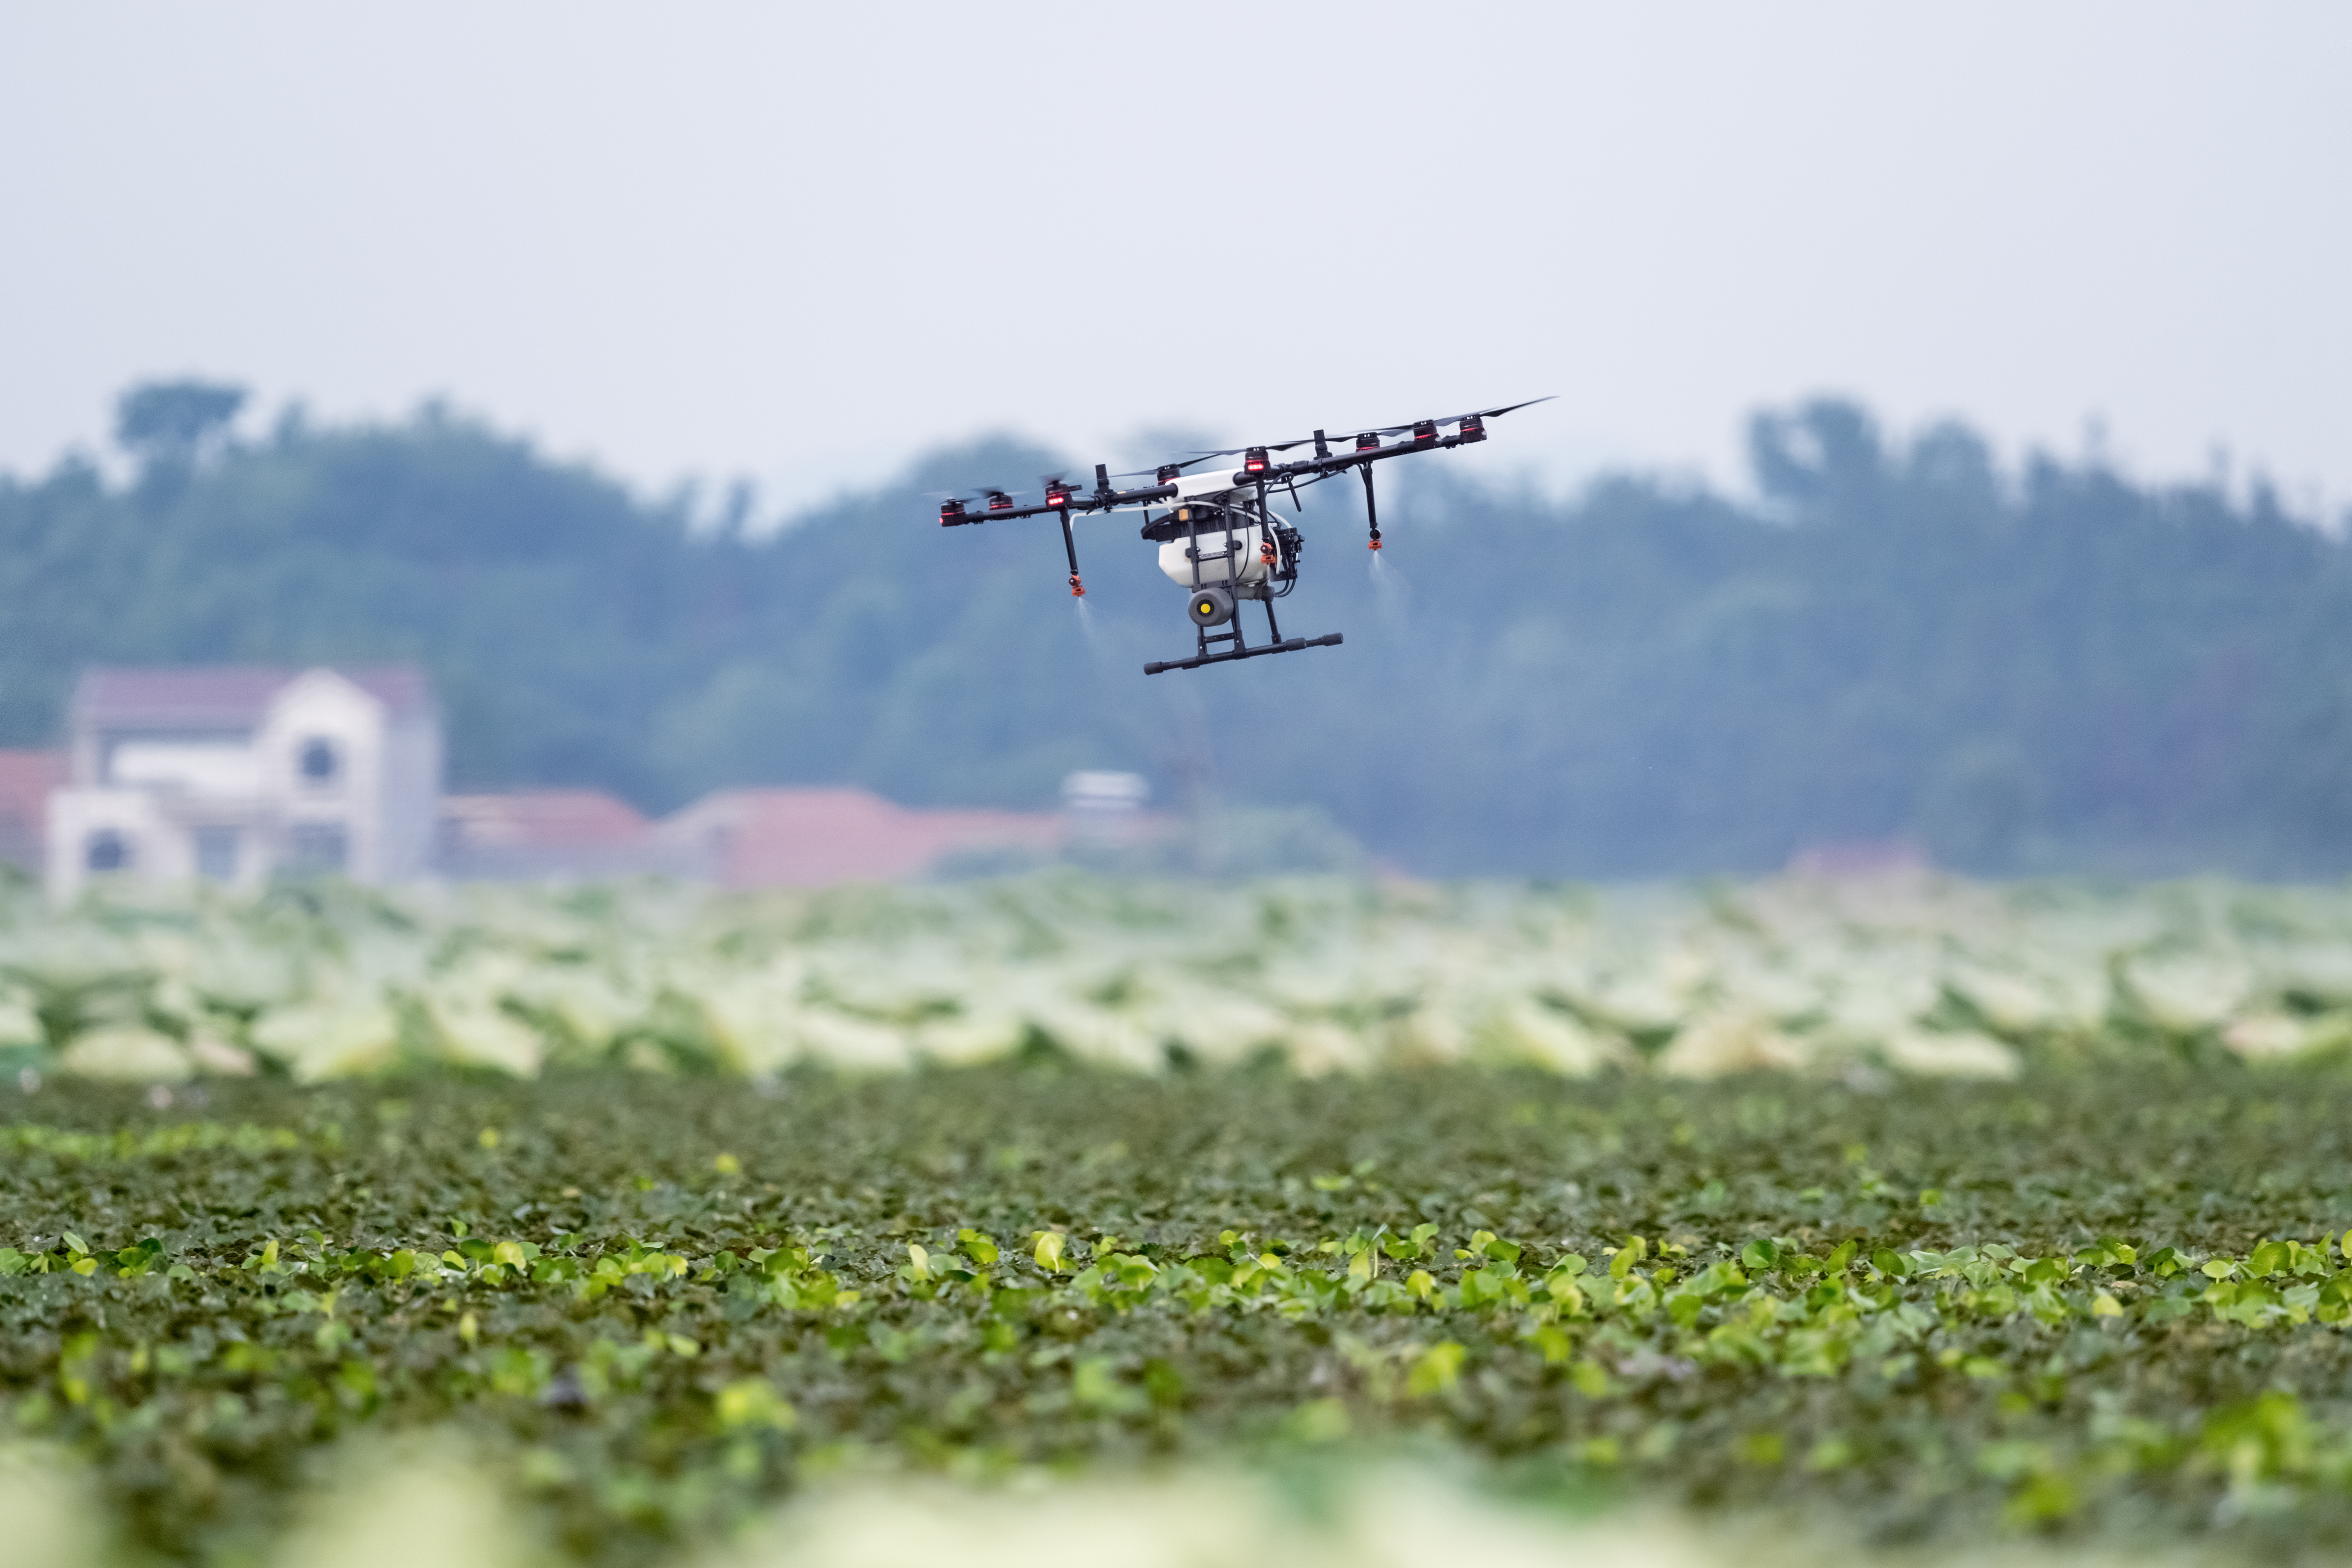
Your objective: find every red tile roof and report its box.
[658,788,1065,889]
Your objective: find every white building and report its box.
[1060,770,1152,847]
[47,666,441,898]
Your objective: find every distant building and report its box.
[437,789,692,880]
[655,787,1066,889]
[47,666,441,898]
[26,665,1121,892]
[437,785,1077,887]
[1784,840,1930,879]
[1061,770,1152,847]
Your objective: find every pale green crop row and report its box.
[4,870,2351,1081]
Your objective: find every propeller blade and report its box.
[1121,400,1555,477]
[1110,455,1219,478]
[1366,396,1555,437]
[1469,395,1555,420]
[1189,435,1319,458]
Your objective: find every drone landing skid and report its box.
[1144,633,1341,676]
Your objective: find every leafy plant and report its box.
[10,1063,2352,1561]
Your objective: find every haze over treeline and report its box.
[4,383,2348,879]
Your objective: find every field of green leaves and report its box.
[8,1058,2352,1563]
[8,869,2352,1083]
[9,871,2352,1563]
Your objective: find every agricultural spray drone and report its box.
[935,398,1551,674]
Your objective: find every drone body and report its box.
[936,399,1549,675]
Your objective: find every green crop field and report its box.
[11,1062,2352,1564]
[9,871,2352,1564]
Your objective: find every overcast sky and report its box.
[3,4,2346,520]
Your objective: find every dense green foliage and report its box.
[4,384,2348,875]
[12,1064,2352,1563]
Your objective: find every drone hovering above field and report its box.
[936,397,1551,674]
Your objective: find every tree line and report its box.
[2,381,2346,878]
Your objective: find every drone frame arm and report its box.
[1227,430,1481,491]
[940,481,1177,527]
